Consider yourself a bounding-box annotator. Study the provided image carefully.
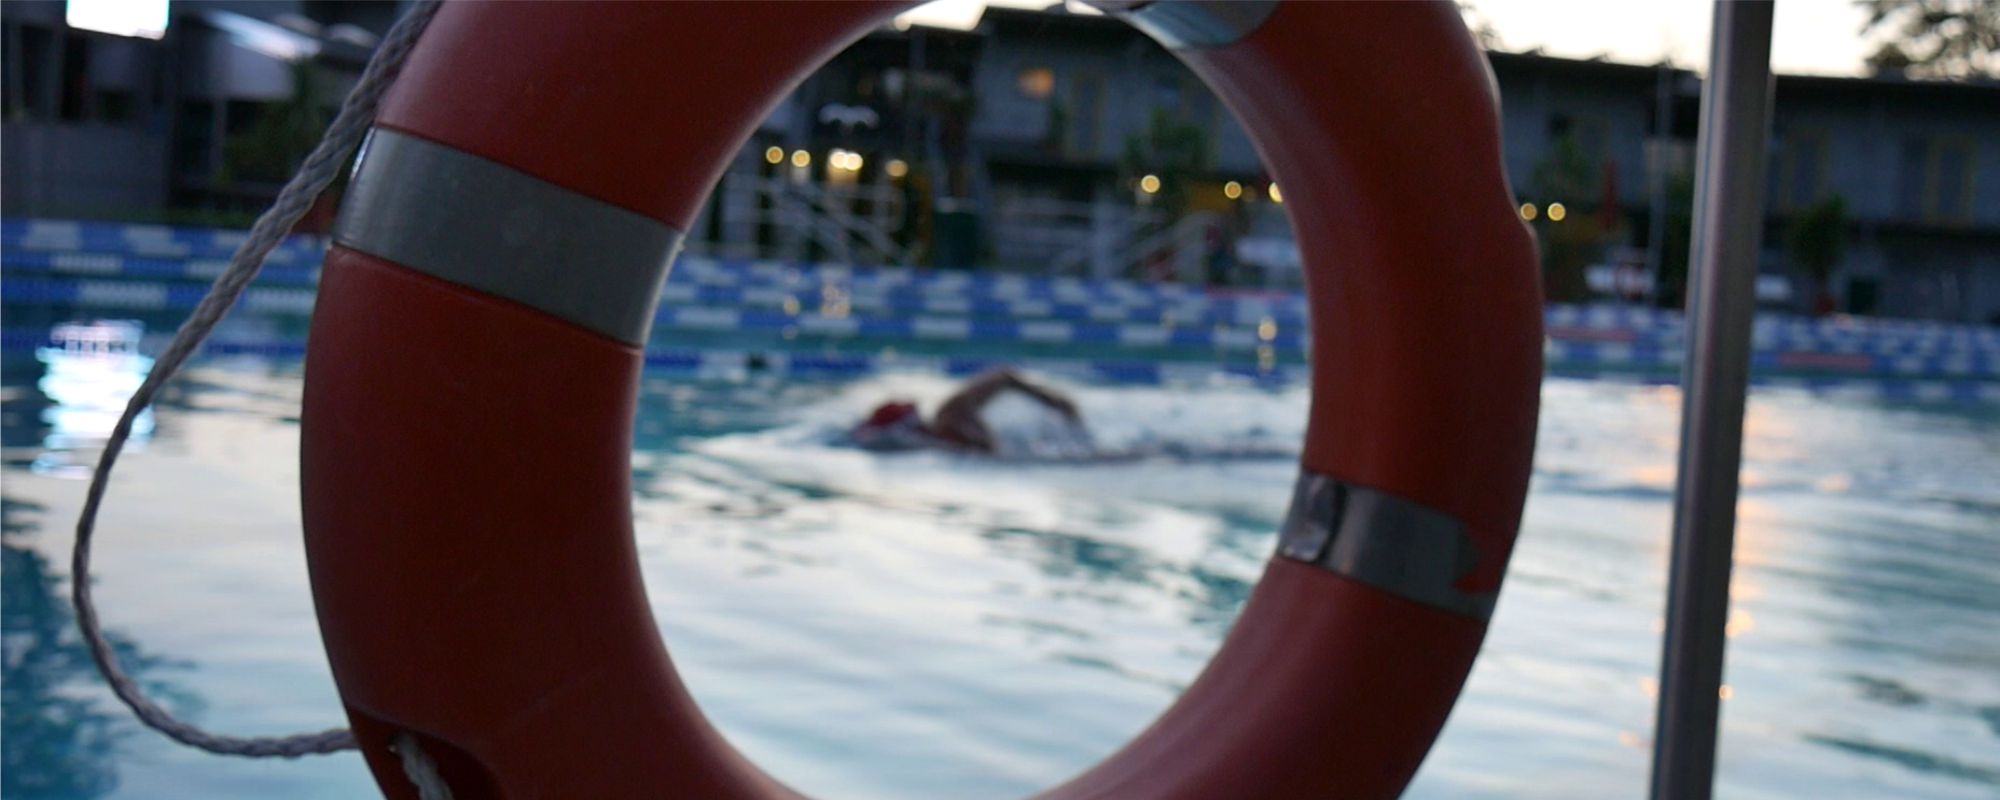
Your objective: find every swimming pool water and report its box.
[2,356,1997,798]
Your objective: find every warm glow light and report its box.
[1519,202,1539,221]
[1547,202,1568,222]
[1017,67,1055,100]
[827,149,864,172]
[1719,685,1734,701]
[790,150,811,168]
[764,146,785,165]
[886,159,909,179]
[1257,318,1278,341]
[1267,182,1283,203]
[1223,181,1243,200]
[1139,174,1161,194]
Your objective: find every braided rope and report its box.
[393,733,457,800]
[70,0,440,758]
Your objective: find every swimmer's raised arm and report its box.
[923,369,1081,453]
[1000,371,1080,421]
[937,368,1079,422]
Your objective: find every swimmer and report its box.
[851,368,1082,453]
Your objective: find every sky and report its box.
[894,0,1881,77]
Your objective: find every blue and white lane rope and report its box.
[4,256,1995,356]
[8,218,1997,331]
[7,237,1997,358]
[8,277,1998,381]
[13,325,1997,404]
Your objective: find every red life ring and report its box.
[301,1,1542,797]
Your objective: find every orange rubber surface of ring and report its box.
[302,1,1541,797]
[1181,1,1544,593]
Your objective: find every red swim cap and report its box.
[863,401,919,429]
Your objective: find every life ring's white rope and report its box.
[68,0,442,773]
[393,732,458,800]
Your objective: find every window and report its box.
[1549,113,1610,163]
[1898,138,1928,218]
[94,89,134,123]
[1933,140,1972,221]
[1771,131,1827,211]
[1573,117,1610,164]
[1900,136,1977,223]
[1068,74,1103,157]
[59,32,88,121]
[1152,75,1183,110]
[1183,78,1219,163]
[174,100,215,175]
[1017,67,1054,100]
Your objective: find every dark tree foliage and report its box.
[1529,134,1604,303]
[1120,109,1213,220]
[1860,0,2000,78]
[220,61,329,186]
[1787,196,1849,315]
[1787,196,1850,289]
[1457,2,1503,50]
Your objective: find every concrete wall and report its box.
[1,123,167,216]
[1771,82,2000,322]
[1775,86,2000,228]
[971,22,1260,175]
[1490,57,1685,211]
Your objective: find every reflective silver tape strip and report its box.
[334,128,683,345]
[1102,0,1278,50]
[1277,471,1497,620]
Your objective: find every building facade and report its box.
[3,0,396,223]
[4,2,1996,322]
[745,6,2000,322]
[1492,49,2000,323]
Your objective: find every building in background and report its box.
[719,6,1289,287]
[1493,49,2000,324]
[4,2,1996,322]
[3,0,396,224]
[1767,75,1999,323]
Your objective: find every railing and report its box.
[987,195,1162,278]
[989,196,1265,281]
[692,171,913,266]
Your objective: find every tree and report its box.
[1860,0,1999,79]
[220,60,329,186]
[1457,2,1503,50]
[1654,171,1696,309]
[1119,109,1213,220]
[1530,134,1599,209]
[1787,196,1849,316]
[1529,134,1603,302]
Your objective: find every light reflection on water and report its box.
[1,358,1995,799]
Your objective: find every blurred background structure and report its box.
[4,4,1998,799]
[5,0,1998,322]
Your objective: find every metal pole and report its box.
[1649,3,1775,799]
